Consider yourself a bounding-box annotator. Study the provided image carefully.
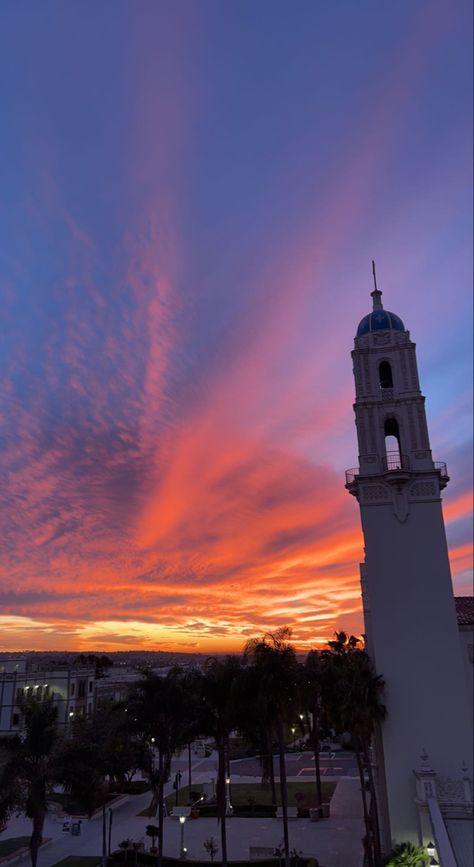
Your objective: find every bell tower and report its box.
[346,269,472,848]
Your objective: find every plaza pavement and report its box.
[2,753,364,867]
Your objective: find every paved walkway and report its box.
[3,757,364,867]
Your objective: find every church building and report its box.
[346,274,473,856]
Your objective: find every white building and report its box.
[345,281,473,854]
[0,656,95,733]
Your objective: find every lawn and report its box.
[165,781,336,810]
[52,858,101,867]
[0,837,30,858]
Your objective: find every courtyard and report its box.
[0,751,363,867]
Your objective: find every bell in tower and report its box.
[346,265,472,851]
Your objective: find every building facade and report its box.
[346,284,473,850]
[0,656,95,734]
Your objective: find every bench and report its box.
[276,806,298,820]
[169,806,191,820]
[249,847,276,860]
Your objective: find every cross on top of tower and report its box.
[371,260,383,310]
[356,262,405,336]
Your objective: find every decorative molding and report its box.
[395,332,408,345]
[353,357,364,395]
[408,346,420,390]
[368,407,376,452]
[410,481,436,498]
[399,347,409,389]
[437,778,466,803]
[393,488,410,522]
[357,408,368,454]
[414,450,429,459]
[407,403,418,449]
[373,332,391,346]
[361,485,390,502]
[363,355,372,394]
[417,404,430,449]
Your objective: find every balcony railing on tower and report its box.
[382,451,409,472]
[346,455,449,487]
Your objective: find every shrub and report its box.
[203,837,219,863]
[383,842,429,866]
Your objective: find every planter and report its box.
[309,808,319,822]
[321,803,330,818]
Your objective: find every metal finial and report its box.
[371,260,383,310]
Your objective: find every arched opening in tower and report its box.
[384,417,402,469]
[379,360,393,389]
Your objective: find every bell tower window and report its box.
[384,417,402,469]
[379,361,393,390]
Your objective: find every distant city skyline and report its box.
[0,0,472,652]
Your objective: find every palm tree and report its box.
[177,667,208,795]
[127,670,186,867]
[232,664,278,807]
[322,632,386,867]
[0,696,59,867]
[244,628,299,867]
[301,650,324,816]
[199,655,243,867]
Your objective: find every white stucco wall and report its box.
[360,496,473,847]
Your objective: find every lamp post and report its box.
[179,816,187,859]
[175,770,182,806]
[151,737,155,773]
[225,776,233,816]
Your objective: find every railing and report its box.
[380,387,394,401]
[346,456,447,484]
[345,467,359,485]
[434,460,448,478]
[382,451,410,471]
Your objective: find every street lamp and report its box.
[151,737,155,773]
[175,770,182,806]
[426,842,435,857]
[179,816,187,859]
[225,776,233,815]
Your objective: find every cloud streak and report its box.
[0,0,471,651]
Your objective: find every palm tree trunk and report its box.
[217,737,228,867]
[277,723,290,867]
[311,698,323,815]
[29,812,45,867]
[262,730,277,807]
[157,751,164,867]
[355,743,374,867]
[269,749,277,808]
[188,742,192,792]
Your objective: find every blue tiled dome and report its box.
[357,309,405,337]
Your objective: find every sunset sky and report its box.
[0,0,472,653]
